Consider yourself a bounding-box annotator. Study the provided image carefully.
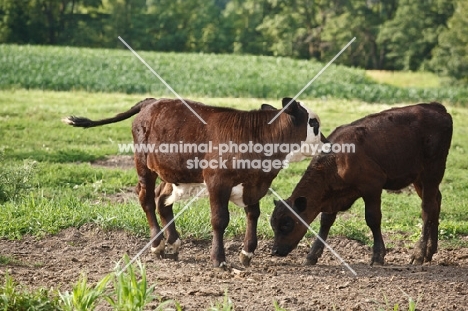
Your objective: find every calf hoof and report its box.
[370,255,385,266]
[410,239,437,265]
[151,241,165,259]
[410,245,427,265]
[165,238,181,261]
[164,253,179,261]
[370,259,385,266]
[409,254,425,265]
[303,257,318,266]
[214,261,231,272]
[239,250,254,267]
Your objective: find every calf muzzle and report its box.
[271,244,293,257]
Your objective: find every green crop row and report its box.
[1,44,467,104]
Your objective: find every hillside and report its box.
[1,44,467,104]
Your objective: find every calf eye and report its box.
[279,217,294,234]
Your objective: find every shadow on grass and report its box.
[5,149,104,163]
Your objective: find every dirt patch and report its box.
[7,153,465,309]
[386,184,416,195]
[1,226,468,310]
[91,156,137,203]
[91,155,134,169]
[105,186,137,204]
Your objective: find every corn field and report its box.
[1,44,467,104]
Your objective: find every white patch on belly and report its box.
[165,183,207,205]
[229,183,246,207]
[164,182,246,207]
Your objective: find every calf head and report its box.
[262,98,321,139]
[261,99,324,160]
[270,196,309,256]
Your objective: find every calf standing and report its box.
[270,102,452,265]
[64,97,323,267]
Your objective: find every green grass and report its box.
[0,89,467,248]
[366,70,442,88]
[0,255,24,266]
[1,44,468,104]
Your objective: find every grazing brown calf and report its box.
[270,102,453,266]
[64,97,323,267]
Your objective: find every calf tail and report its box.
[62,98,157,128]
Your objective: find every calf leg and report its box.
[305,212,337,265]
[155,182,181,260]
[411,181,441,264]
[239,203,260,267]
[363,193,386,265]
[208,186,231,268]
[136,167,165,258]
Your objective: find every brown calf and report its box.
[270,102,452,266]
[64,97,323,267]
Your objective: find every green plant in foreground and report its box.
[377,290,419,311]
[273,300,288,311]
[0,255,23,266]
[407,298,417,311]
[400,288,420,311]
[106,254,157,311]
[154,299,183,311]
[0,272,59,311]
[207,290,234,311]
[59,273,112,311]
[58,255,165,310]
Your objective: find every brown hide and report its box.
[271,102,452,266]
[133,98,308,204]
[64,97,313,267]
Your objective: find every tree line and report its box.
[0,0,467,83]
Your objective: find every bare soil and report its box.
[2,156,467,310]
[91,155,134,170]
[1,226,468,310]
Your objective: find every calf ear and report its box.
[294,197,307,213]
[273,199,279,206]
[282,98,306,124]
[309,118,320,136]
[261,103,277,111]
[282,97,298,110]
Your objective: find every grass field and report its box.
[1,43,467,310]
[1,89,467,248]
[366,70,443,88]
[1,44,468,105]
